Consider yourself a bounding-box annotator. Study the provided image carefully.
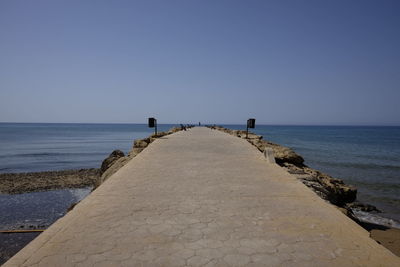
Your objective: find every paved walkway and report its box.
[5,128,400,266]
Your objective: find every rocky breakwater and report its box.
[209,126,362,216]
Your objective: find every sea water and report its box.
[0,187,92,229]
[0,123,176,173]
[0,123,399,224]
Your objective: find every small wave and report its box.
[357,154,400,162]
[0,152,106,158]
[352,210,400,229]
[355,182,400,193]
[69,187,92,202]
[19,152,63,157]
[313,160,400,171]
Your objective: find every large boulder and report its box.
[100,150,125,174]
[303,168,357,205]
[250,139,304,166]
[131,137,152,154]
[270,144,304,166]
[283,163,357,206]
[134,138,151,148]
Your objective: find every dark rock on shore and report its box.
[0,169,100,194]
[100,150,125,174]
[131,138,151,154]
[347,202,381,213]
[250,139,305,166]
[283,162,357,206]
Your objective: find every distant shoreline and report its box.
[1,122,400,127]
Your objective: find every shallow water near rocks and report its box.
[0,187,92,229]
[352,209,400,229]
[0,187,92,265]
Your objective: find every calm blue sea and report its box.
[0,123,176,173]
[0,123,399,223]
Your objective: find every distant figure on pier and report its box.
[180,124,187,131]
[199,122,201,126]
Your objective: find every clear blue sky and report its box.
[1,0,399,125]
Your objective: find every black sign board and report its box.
[148,118,156,128]
[247,118,255,129]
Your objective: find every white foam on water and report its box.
[352,209,400,229]
[69,187,92,202]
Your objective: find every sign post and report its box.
[246,118,255,138]
[148,117,157,135]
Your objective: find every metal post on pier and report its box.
[246,118,255,139]
[148,117,157,136]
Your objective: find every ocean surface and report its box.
[0,123,176,173]
[0,123,400,224]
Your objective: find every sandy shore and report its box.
[0,169,100,194]
[371,229,400,256]
[360,222,400,257]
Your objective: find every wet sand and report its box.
[371,229,400,257]
[360,222,400,257]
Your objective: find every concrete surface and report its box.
[4,127,400,266]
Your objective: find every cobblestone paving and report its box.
[4,128,400,266]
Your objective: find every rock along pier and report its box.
[4,127,400,266]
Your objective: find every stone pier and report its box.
[4,127,400,266]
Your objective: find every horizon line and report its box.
[1,121,400,127]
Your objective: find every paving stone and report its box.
[4,128,400,266]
